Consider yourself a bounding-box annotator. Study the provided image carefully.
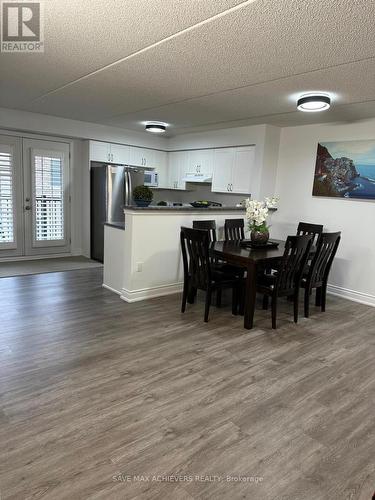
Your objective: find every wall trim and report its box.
[0,252,72,263]
[102,283,122,295]
[121,282,183,303]
[328,284,375,308]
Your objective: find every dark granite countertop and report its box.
[104,221,125,230]
[123,205,246,211]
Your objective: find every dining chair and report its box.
[257,234,313,329]
[224,219,245,241]
[301,232,341,317]
[180,227,243,322]
[192,220,217,242]
[297,222,323,247]
[193,219,245,299]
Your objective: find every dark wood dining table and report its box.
[212,239,288,330]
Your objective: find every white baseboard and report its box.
[0,252,72,263]
[102,283,122,295]
[328,284,375,307]
[120,282,183,303]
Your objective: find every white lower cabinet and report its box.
[212,146,255,194]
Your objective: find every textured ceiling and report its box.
[1,0,375,136]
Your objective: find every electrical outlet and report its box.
[136,262,143,272]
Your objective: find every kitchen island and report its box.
[103,206,247,302]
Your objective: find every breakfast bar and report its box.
[103,206,246,302]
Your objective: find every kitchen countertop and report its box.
[123,205,246,211]
[104,221,125,230]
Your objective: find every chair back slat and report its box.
[297,222,323,246]
[193,220,217,242]
[224,219,245,241]
[276,235,312,293]
[308,232,341,286]
[180,227,211,289]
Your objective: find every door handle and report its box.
[25,205,31,211]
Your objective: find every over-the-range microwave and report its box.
[144,170,158,187]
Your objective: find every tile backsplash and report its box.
[151,183,248,206]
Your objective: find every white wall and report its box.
[0,107,168,257]
[272,118,375,305]
[0,107,167,149]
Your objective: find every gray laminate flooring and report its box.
[0,268,374,500]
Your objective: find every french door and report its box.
[0,135,70,258]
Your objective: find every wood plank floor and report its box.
[0,269,374,500]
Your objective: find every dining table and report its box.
[212,239,288,330]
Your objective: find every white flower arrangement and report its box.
[245,196,279,232]
[264,196,279,209]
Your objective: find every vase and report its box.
[251,228,269,245]
[134,199,151,207]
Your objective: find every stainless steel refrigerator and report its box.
[90,163,145,262]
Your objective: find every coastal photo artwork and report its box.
[313,140,375,199]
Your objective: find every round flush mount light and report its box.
[145,121,167,133]
[297,93,331,112]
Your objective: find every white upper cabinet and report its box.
[186,149,213,175]
[168,151,187,190]
[212,148,235,193]
[89,141,111,163]
[110,144,130,164]
[153,150,168,188]
[212,146,255,194]
[89,141,129,164]
[129,146,155,168]
[232,146,255,194]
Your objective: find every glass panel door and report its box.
[23,139,70,256]
[0,135,23,258]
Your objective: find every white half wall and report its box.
[272,118,375,305]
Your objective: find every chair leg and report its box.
[262,294,269,310]
[321,283,328,312]
[232,286,238,315]
[316,287,322,307]
[271,295,277,329]
[304,287,310,318]
[181,279,188,313]
[204,289,212,322]
[294,289,300,323]
[216,289,222,308]
[187,285,197,304]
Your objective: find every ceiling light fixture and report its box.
[145,122,167,133]
[297,93,331,112]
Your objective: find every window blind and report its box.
[34,154,64,241]
[0,151,14,243]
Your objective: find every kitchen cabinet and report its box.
[153,150,168,188]
[212,148,235,193]
[186,149,213,175]
[90,141,111,163]
[129,146,155,168]
[110,144,130,164]
[89,141,129,164]
[231,146,255,193]
[211,146,255,194]
[167,151,187,190]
